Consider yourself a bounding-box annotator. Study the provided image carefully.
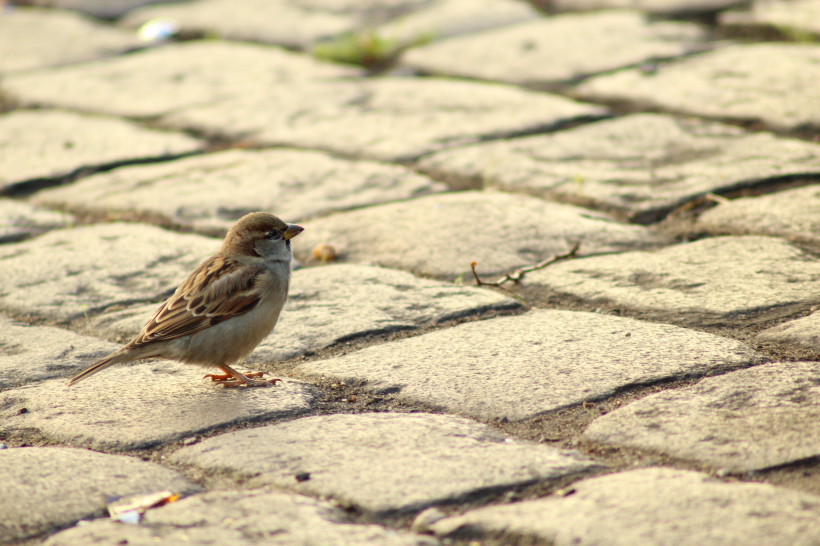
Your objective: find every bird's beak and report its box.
[283,224,304,240]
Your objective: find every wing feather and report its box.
[126,255,262,348]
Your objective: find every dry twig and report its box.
[470,242,581,287]
[703,192,730,205]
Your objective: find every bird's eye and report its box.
[266,230,282,240]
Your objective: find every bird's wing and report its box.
[127,255,263,348]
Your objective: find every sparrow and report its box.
[67,212,304,388]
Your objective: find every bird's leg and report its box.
[203,365,281,387]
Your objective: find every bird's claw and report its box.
[204,370,281,387]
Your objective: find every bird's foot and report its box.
[204,367,281,388]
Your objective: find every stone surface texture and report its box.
[430,468,820,546]
[297,310,763,421]
[0,222,220,322]
[0,200,73,243]
[292,0,427,13]
[89,264,521,362]
[3,0,819,543]
[403,11,710,87]
[575,43,820,132]
[32,149,446,232]
[171,413,601,513]
[420,114,820,223]
[529,236,820,318]
[22,0,172,19]
[756,311,820,350]
[553,0,746,14]
[0,317,118,390]
[1,40,362,118]
[0,361,318,451]
[160,78,608,161]
[120,0,359,48]
[121,0,537,49]
[583,362,820,472]
[0,447,199,543]
[375,0,539,47]
[695,184,820,245]
[720,0,820,37]
[0,7,143,73]
[295,191,669,278]
[0,110,202,193]
[45,489,439,546]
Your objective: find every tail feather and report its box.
[66,348,133,387]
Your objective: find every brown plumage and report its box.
[67,212,303,387]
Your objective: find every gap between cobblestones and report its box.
[12,113,820,236]
[659,175,820,239]
[3,298,820,541]
[0,150,205,198]
[566,90,820,143]
[5,4,820,545]
[423,160,820,228]
[6,294,820,525]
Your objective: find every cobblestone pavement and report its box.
[3,0,820,544]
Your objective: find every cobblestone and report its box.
[0,110,202,194]
[583,362,820,472]
[21,0,170,19]
[295,191,669,278]
[430,468,820,545]
[171,413,601,513]
[376,0,539,48]
[553,0,746,14]
[45,489,439,546]
[0,446,199,543]
[160,78,607,161]
[297,310,763,421]
[575,43,820,132]
[719,0,820,39]
[0,200,73,243]
[403,11,711,88]
[1,40,362,118]
[0,317,118,390]
[119,0,358,49]
[694,184,820,246]
[756,311,820,350]
[420,114,820,223]
[2,1,818,543]
[0,361,318,451]
[32,148,445,233]
[528,236,820,321]
[0,223,219,322]
[0,7,143,74]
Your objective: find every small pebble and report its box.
[411,507,446,533]
[555,487,576,497]
[0,443,7,450]
[182,437,198,446]
[312,243,336,263]
[295,472,311,482]
[137,18,180,41]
